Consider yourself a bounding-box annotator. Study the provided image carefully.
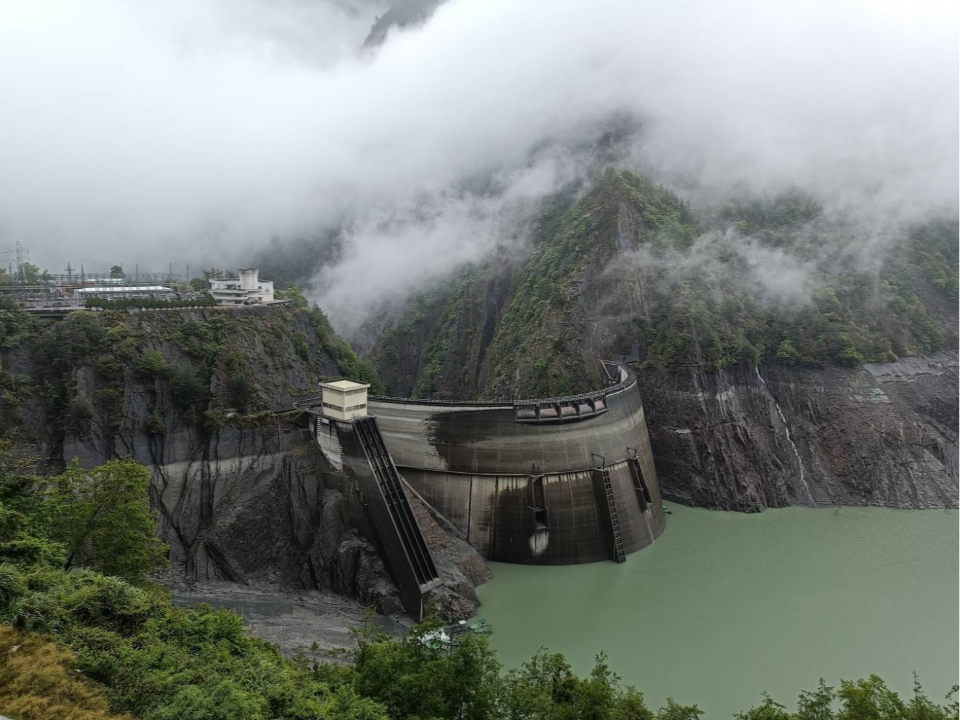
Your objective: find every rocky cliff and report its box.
[638,353,958,510]
[0,304,487,619]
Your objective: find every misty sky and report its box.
[0,0,956,325]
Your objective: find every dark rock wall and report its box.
[2,306,487,619]
[638,353,958,510]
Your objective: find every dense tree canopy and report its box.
[0,448,955,720]
[49,458,169,582]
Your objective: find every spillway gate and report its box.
[329,414,441,618]
[627,450,652,512]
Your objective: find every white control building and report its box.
[319,379,370,421]
[209,268,275,306]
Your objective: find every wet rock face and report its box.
[69,414,405,603]
[637,352,959,511]
[120,419,484,619]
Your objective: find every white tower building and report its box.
[209,268,275,305]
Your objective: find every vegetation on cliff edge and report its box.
[0,299,381,446]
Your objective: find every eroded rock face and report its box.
[110,418,485,619]
[2,306,488,620]
[637,352,959,511]
[74,414,487,618]
[65,412,410,608]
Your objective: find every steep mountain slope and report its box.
[364,169,959,509]
[369,174,679,399]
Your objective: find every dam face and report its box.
[366,363,665,565]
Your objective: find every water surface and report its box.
[475,504,958,717]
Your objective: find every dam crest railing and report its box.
[365,361,638,424]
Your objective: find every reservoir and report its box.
[475,504,958,717]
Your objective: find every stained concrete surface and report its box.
[363,363,666,564]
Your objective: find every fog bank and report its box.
[0,0,955,325]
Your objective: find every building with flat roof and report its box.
[73,285,174,300]
[319,379,370,421]
[210,268,274,306]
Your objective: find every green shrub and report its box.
[49,458,169,583]
[285,285,309,310]
[133,351,169,379]
[776,339,800,365]
[144,410,166,436]
[65,396,94,437]
[227,373,255,412]
[292,330,310,361]
[84,296,216,311]
[168,364,207,410]
[203,409,230,432]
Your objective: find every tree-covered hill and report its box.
[366,169,958,401]
[0,299,380,456]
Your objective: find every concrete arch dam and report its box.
[314,362,666,569]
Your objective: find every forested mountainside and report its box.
[367,169,957,401]
[0,302,485,618]
[363,169,959,510]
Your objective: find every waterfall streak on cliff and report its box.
[755,367,816,506]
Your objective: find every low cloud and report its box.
[0,0,955,326]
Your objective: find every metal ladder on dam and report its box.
[354,417,440,589]
[593,461,626,563]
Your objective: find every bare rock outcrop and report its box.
[637,352,958,510]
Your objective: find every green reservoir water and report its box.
[475,505,958,717]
